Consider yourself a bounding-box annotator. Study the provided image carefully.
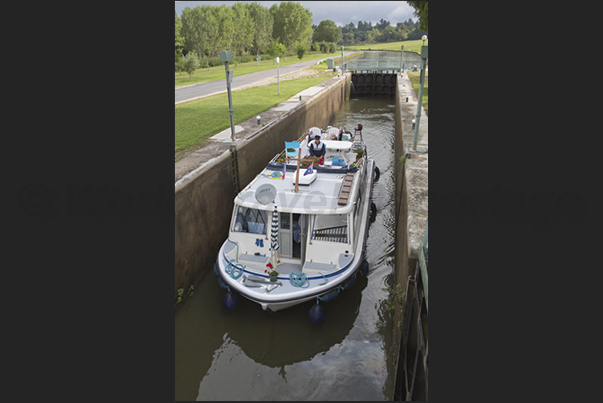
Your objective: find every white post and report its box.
[276,57,280,95]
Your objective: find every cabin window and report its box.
[233,207,267,234]
[280,213,290,230]
[311,214,348,243]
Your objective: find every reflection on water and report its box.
[175,97,398,401]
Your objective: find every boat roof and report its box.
[235,139,363,214]
[236,168,356,214]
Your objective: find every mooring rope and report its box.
[289,272,309,288]
[225,259,244,279]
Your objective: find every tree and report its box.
[375,18,390,31]
[377,25,397,42]
[270,2,313,51]
[248,2,273,55]
[175,11,184,62]
[213,5,235,57]
[183,52,199,78]
[231,2,254,59]
[296,42,306,60]
[341,22,356,37]
[176,54,186,74]
[180,6,202,57]
[312,20,341,43]
[266,39,285,63]
[180,5,217,62]
[395,23,410,41]
[342,32,355,45]
[407,1,428,33]
[366,28,380,43]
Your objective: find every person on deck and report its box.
[308,135,326,158]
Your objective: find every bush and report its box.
[183,53,200,78]
[175,55,186,73]
[296,43,306,60]
[208,57,222,67]
[327,42,336,53]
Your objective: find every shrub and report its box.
[296,43,306,60]
[183,53,200,78]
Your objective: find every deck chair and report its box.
[308,127,323,140]
[285,141,300,158]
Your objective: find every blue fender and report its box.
[222,291,239,311]
[309,303,326,324]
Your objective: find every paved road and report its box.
[175,52,358,104]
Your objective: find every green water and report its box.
[175,97,399,401]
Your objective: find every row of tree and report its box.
[315,18,427,46]
[175,1,428,65]
[175,2,312,62]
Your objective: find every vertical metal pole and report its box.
[341,46,344,74]
[401,45,404,73]
[294,148,301,193]
[277,60,280,95]
[413,47,427,151]
[225,61,235,142]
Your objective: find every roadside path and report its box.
[175,52,359,104]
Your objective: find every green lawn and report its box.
[347,39,428,54]
[175,72,335,154]
[175,51,351,88]
[408,71,428,116]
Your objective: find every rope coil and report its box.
[225,260,244,279]
[289,272,309,288]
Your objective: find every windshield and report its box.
[232,206,268,234]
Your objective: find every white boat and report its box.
[215,124,378,320]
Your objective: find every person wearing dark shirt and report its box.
[308,135,326,158]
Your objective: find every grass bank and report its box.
[175,67,336,155]
[175,51,351,88]
[347,39,428,54]
[408,70,428,115]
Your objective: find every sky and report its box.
[174,1,417,27]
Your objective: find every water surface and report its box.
[175,97,398,401]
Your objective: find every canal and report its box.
[175,96,398,401]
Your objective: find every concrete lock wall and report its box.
[174,152,236,295]
[392,72,429,399]
[394,81,413,291]
[175,75,351,298]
